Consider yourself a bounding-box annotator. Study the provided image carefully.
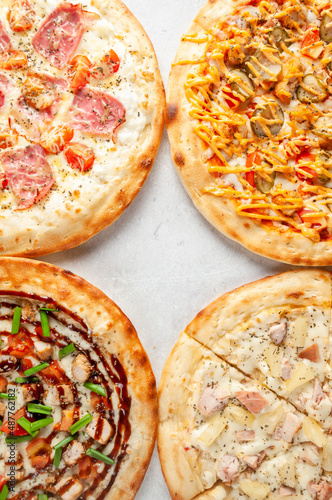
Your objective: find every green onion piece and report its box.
[24,362,49,377]
[38,495,48,500]
[16,417,38,437]
[0,339,2,347]
[83,382,107,397]
[5,435,35,444]
[53,447,62,468]
[40,310,50,338]
[69,414,92,435]
[31,417,53,432]
[15,376,39,384]
[39,307,57,312]
[53,434,77,450]
[28,403,52,415]
[59,343,76,359]
[11,307,21,335]
[0,484,9,500]
[0,393,16,400]
[86,448,115,465]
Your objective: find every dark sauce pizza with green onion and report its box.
[0,258,157,500]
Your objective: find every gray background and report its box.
[42,0,293,497]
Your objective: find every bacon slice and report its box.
[235,391,269,414]
[32,3,92,69]
[70,87,126,137]
[1,145,54,209]
[0,21,11,52]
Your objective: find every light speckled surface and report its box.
[41,0,298,497]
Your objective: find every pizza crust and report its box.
[166,0,332,266]
[0,0,165,257]
[0,257,157,500]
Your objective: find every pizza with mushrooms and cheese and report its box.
[158,270,332,500]
[0,258,157,500]
[0,0,164,257]
[167,0,332,265]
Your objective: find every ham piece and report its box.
[1,145,54,209]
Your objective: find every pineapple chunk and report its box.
[289,316,307,348]
[239,480,270,499]
[323,436,332,471]
[285,362,314,392]
[197,413,228,446]
[218,336,231,354]
[303,416,327,448]
[264,345,282,377]
[253,404,284,434]
[280,454,296,487]
[224,403,255,428]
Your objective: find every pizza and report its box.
[0,0,164,257]
[158,270,332,499]
[0,257,157,500]
[167,0,332,265]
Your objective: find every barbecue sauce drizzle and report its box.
[0,291,132,500]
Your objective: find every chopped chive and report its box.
[59,343,76,359]
[0,484,8,500]
[24,362,49,377]
[28,403,52,415]
[39,307,57,312]
[38,495,48,500]
[5,434,35,444]
[31,417,53,432]
[53,447,62,468]
[0,393,16,400]
[16,417,38,437]
[83,382,107,397]
[86,448,114,465]
[11,307,21,335]
[15,376,39,384]
[40,310,50,337]
[0,339,2,347]
[69,414,92,435]
[53,434,77,450]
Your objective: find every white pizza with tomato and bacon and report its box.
[158,270,332,500]
[0,0,164,257]
[167,0,332,265]
[0,257,157,500]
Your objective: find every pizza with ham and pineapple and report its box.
[0,0,164,257]
[167,0,332,265]
[0,257,157,500]
[158,270,332,500]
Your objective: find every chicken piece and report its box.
[279,486,297,496]
[299,442,320,465]
[86,415,114,445]
[289,104,316,132]
[0,401,5,417]
[5,464,25,480]
[63,440,85,466]
[281,358,292,381]
[21,302,38,323]
[34,340,52,361]
[278,412,302,442]
[242,451,265,470]
[235,430,255,443]
[278,0,307,30]
[275,58,304,104]
[60,409,78,431]
[227,43,246,65]
[312,379,328,408]
[235,391,269,414]
[0,375,7,393]
[22,383,43,402]
[198,386,230,417]
[54,476,83,500]
[71,354,92,383]
[269,323,287,345]
[299,344,320,363]
[308,480,332,500]
[4,449,22,465]
[217,455,240,484]
[44,385,74,406]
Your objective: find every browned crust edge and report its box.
[0,257,157,500]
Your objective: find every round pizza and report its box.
[167,0,332,265]
[0,257,157,500]
[159,270,332,499]
[0,0,164,257]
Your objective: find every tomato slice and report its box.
[1,408,34,436]
[301,26,320,48]
[103,49,120,74]
[39,360,70,384]
[2,330,34,358]
[224,85,242,109]
[40,125,74,155]
[68,55,92,90]
[295,152,317,181]
[9,0,35,32]
[245,151,261,187]
[18,358,33,376]
[78,456,99,480]
[0,51,28,70]
[64,143,95,172]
